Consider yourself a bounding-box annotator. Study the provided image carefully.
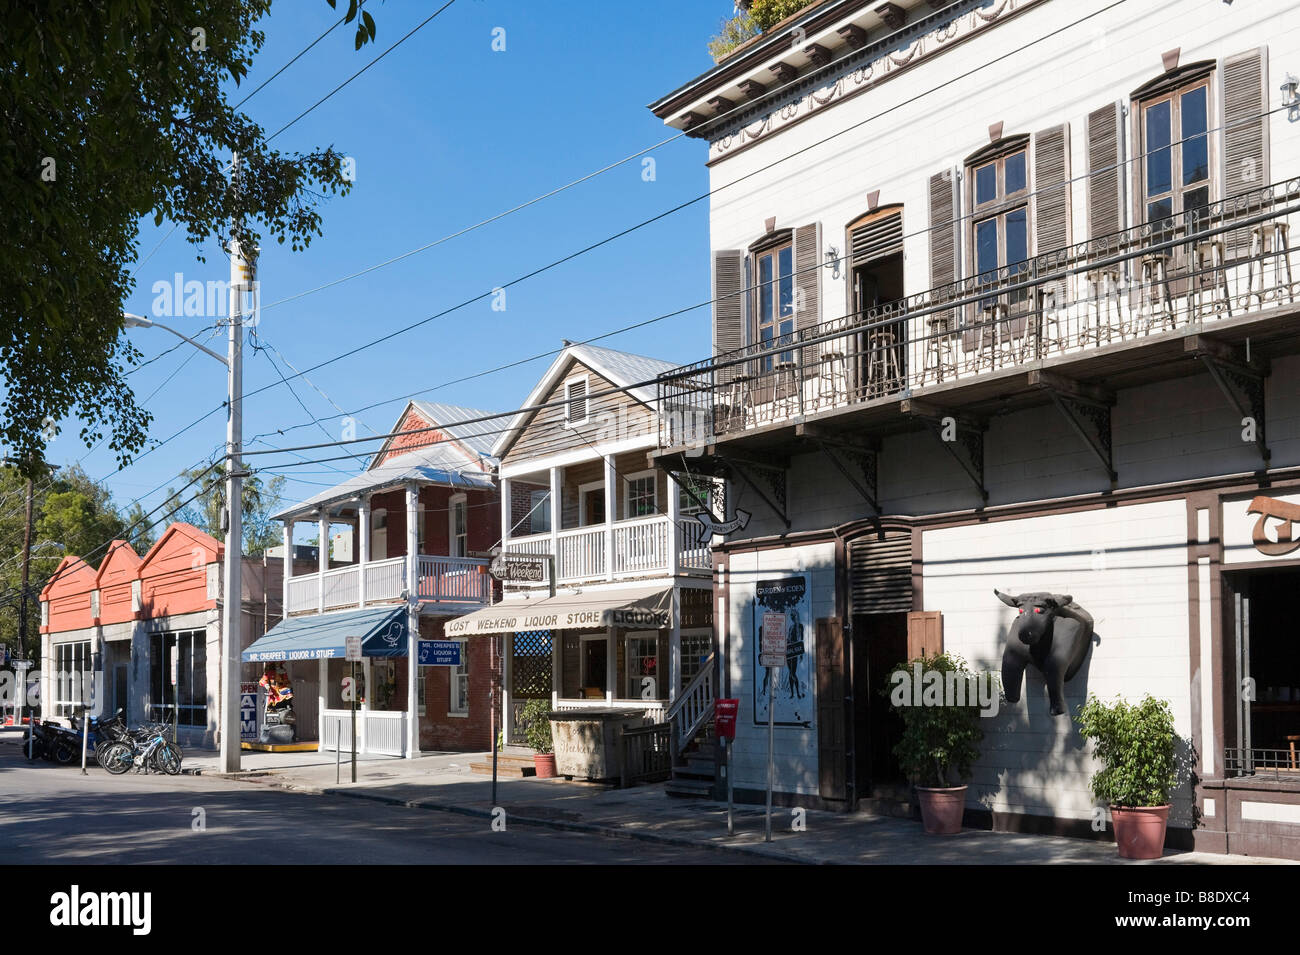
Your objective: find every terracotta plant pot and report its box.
[533,753,557,779]
[1110,804,1170,859]
[916,785,967,834]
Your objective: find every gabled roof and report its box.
[138,522,223,573]
[490,342,680,460]
[408,401,500,462]
[95,540,142,587]
[39,555,98,601]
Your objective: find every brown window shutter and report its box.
[712,249,744,382]
[793,221,822,332]
[849,208,904,267]
[1086,102,1124,240]
[1033,123,1070,255]
[906,610,943,660]
[929,169,960,353]
[1223,47,1268,257]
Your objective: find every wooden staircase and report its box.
[664,653,719,799]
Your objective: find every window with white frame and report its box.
[624,472,657,519]
[449,638,470,714]
[625,632,661,700]
[449,494,468,557]
[680,630,713,688]
[578,480,605,526]
[528,489,551,534]
[564,376,589,426]
[53,640,91,717]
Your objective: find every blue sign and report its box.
[418,640,462,667]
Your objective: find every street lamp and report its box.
[122,253,248,773]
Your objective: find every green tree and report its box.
[160,464,285,556]
[1,1,377,476]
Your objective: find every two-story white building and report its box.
[650,0,1300,858]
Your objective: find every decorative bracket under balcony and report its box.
[902,398,988,505]
[1186,335,1271,472]
[716,453,789,529]
[1028,370,1118,487]
[797,424,881,515]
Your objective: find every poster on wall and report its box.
[752,575,813,727]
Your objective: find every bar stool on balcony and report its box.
[922,316,957,384]
[1137,252,1175,334]
[866,327,902,397]
[1244,221,1294,307]
[817,348,849,407]
[1035,285,1067,356]
[723,373,753,434]
[979,303,1021,369]
[1084,265,1123,344]
[1190,238,1232,320]
[772,360,800,418]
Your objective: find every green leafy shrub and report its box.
[1076,694,1178,807]
[707,13,758,62]
[520,699,554,755]
[748,0,816,31]
[886,652,986,788]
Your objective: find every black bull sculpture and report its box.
[995,590,1094,716]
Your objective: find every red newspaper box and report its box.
[715,698,739,741]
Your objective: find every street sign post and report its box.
[715,698,739,835]
[759,615,786,843]
[345,636,362,782]
[14,659,32,758]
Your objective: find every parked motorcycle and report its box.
[20,718,75,764]
[66,709,130,768]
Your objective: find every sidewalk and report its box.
[188,749,1290,865]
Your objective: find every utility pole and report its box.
[219,155,249,774]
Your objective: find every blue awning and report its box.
[241,606,409,663]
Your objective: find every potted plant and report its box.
[520,698,556,778]
[887,652,987,834]
[1076,693,1178,860]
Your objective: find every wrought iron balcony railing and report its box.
[658,178,1300,450]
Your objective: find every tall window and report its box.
[449,638,470,714]
[148,630,207,726]
[53,640,91,717]
[680,631,712,688]
[1141,79,1211,231]
[971,146,1030,306]
[625,633,660,700]
[625,473,657,519]
[449,494,467,557]
[528,489,551,534]
[753,240,795,370]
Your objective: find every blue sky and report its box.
[59,0,731,531]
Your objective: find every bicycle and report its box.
[101,722,183,776]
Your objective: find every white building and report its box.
[650,0,1300,858]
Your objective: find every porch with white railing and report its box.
[286,554,490,615]
[503,514,712,586]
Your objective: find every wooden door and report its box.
[906,611,943,661]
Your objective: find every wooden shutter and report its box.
[848,533,913,614]
[1033,123,1070,255]
[712,249,744,383]
[929,168,962,348]
[793,221,822,332]
[906,611,943,661]
[564,378,587,423]
[1086,102,1124,240]
[815,617,847,801]
[849,208,903,267]
[1223,48,1268,257]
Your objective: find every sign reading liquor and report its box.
[489,552,548,582]
[417,640,462,666]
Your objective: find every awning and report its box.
[445,585,673,636]
[241,606,409,662]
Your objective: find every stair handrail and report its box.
[666,652,716,754]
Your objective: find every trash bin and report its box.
[548,709,647,781]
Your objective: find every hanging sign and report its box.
[418,640,462,667]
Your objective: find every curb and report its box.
[217,771,812,863]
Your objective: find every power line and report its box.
[232,1,366,110]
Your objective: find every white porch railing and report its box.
[677,517,711,571]
[321,708,406,756]
[286,554,486,615]
[557,526,606,581]
[417,555,491,603]
[665,652,715,755]
[554,698,667,724]
[612,515,668,576]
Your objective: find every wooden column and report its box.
[499,477,511,545]
[405,483,419,759]
[549,466,561,582]
[603,456,616,581]
[358,497,370,608]
[281,521,292,616]
[316,514,328,614]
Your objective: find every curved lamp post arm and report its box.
[122,313,228,367]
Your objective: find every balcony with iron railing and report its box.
[657,178,1300,455]
[285,554,492,615]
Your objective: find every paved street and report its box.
[0,738,766,865]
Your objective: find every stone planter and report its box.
[916,785,968,834]
[533,753,557,778]
[1111,804,1170,859]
